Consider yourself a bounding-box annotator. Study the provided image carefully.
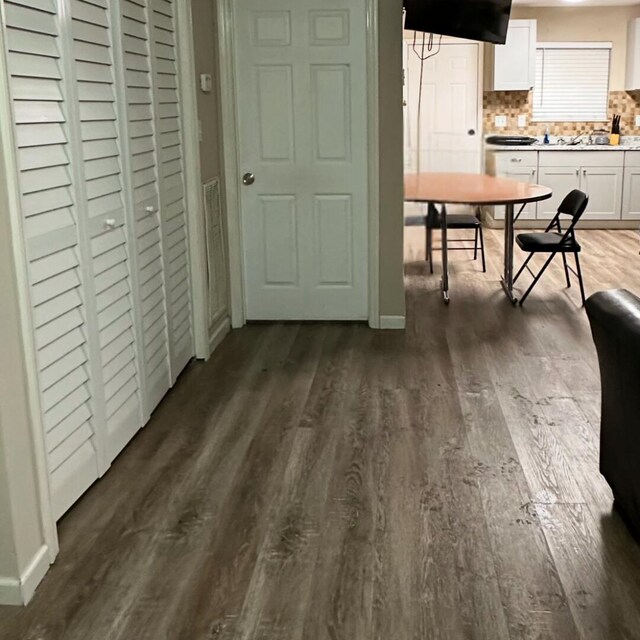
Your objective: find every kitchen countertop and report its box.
[486,143,640,151]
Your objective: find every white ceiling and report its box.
[513,0,640,6]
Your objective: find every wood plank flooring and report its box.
[2,227,640,639]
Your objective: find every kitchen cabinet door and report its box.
[622,167,640,220]
[580,167,623,221]
[536,167,581,220]
[490,20,537,91]
[494,166,539,221]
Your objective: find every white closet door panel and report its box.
[40,347,86,392]
[11,76,63,101]
[18,144,68,171]
[46,403,91,451]
[48,422,94,472]
[4,3,57,35]
[151,0,193,377]
[35,309,84,351]
[71,0,143,463]
[4,0,99,519]
[121,0,172,410]
[49,440,98,519]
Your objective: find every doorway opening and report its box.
[403,33,484,276]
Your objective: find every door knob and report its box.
[242,172,255,186]
[468,129,476,136]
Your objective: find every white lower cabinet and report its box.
[580,167,623,220]
[498,167,540,220]
[622,168,640,220]
[536,168,582,220]
[490,151,538,220]
[490,150,626,223]
[2,0,195,520]
[622,152,640,220]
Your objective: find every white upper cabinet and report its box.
[626,19,640,90]
[487,20,537,91]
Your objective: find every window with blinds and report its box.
[533,43,611,122]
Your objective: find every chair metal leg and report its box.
[513,252,535,285]
[574,251,586,306]
[519,253,557,306]
[474,227,479,260]
[561,253,571,288]
[479,225,486,273]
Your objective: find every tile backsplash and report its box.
[484,90,640,136]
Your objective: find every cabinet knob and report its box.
[145,205,158,215]
[104,218,117,230]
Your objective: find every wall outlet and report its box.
[518,115,527,128]
[495,115,508,128]
[635,115,640,127]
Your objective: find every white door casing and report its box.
[404,40,482,176]
[234,0,369,321]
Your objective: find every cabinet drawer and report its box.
[494,151,538,169]
[539,150,623,168]
[625,151,640,167]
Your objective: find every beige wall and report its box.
[377,0,406,319]
[512,5,640,90]
[191,0,223,183]
[0,127,48,600]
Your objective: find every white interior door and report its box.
[404,40,481,175]
[235,0,369,321]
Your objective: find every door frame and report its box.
[402,35,485,175]
[216,0,380,328]
[176,0,210,359]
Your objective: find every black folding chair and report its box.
[426,203,486,275]
[513,189,589,306]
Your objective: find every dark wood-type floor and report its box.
[2,227,640,640]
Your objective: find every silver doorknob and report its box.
[242,172,255,186]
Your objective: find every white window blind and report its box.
[533,43,611,122]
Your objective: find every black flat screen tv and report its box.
[404,0,513,45]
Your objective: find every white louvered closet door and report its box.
[151,0,193,378]
[3,0,101,519]
[69,0,144,462]
[120,0,172,413]
[2,0,195,520]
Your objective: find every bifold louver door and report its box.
[120,0,172,412]
[2,0,194,519]
[4,0,101,519]
[70,0,144,462]
[151,0,193,376]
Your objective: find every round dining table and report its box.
[404,172,553,304]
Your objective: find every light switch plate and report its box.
[495,115,507,128]
[635,115,640,127]
[200,73,213,93]
[518,115,527,128]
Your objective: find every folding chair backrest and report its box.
[558,189,589,223]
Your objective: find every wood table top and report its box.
[404,172,553,206]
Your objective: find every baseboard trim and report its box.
[208,315,231,356]
[379,315,406,330]
[0,545,50,606]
